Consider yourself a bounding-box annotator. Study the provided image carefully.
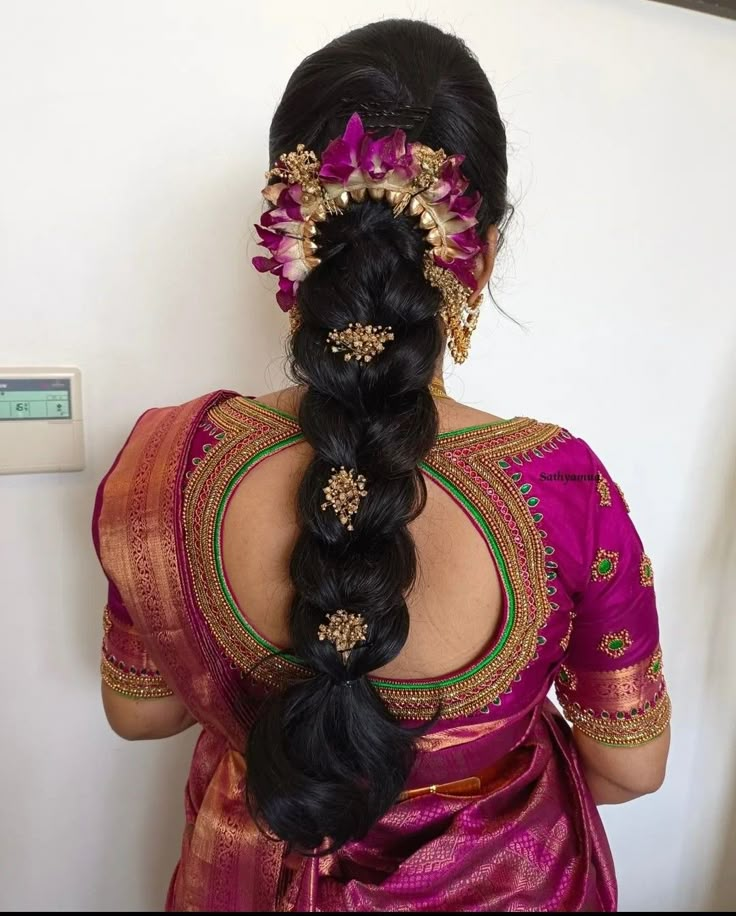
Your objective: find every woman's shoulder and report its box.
[437,401,598,464]
[100,390,237,482]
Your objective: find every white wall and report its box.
[1,0,734,910]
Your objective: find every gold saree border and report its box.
[556,645,672,746]
[562,693,671,746]
[97,392,243,741]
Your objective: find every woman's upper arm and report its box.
[99,585,194,739]
[574,724,671,798]
[554,442,671,796]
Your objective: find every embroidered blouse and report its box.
[94,395,670,748]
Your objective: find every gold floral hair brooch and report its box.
[327,323,395,362]
[252,112,486,364]
[321,466,367,531]
[318,610,368,664]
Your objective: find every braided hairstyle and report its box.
[245,18,510,852]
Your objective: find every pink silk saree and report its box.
[93,392,670,912]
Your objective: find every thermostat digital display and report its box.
[0,378,72,421]
[0,367,84,474]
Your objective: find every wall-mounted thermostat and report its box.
[0,367,84,474]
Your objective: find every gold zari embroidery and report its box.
[563,692,671,747]
[183,399,568,720]
[591,548,619,582]
[596,474,612,507]
[640,553,654,587]
[647,647,663,681]
[615,482,630,512]
[100,655,173,699]
[560,610,575,651]
[556,663,578,692]
[598,629,633,658]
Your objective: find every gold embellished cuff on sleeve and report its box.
[555,646,671,747]
[562,690,671,747]
[101,654,174,699]
[101,605,173,699]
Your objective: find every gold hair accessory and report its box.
[318,609,368,663]
[321,466,367,530]
[327,323,395,362]
[267,144,321,197]
[429,376,449,399]
[423,253,482,364]
[253,114,487,363]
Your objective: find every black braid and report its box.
[245,18,510,853]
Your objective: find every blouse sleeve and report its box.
[554,444,671,747]
[93,414,173,700]
[100,583,173,699]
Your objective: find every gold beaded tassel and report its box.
[321,466,368,531]
[318,609,368,664]
[327,323,395,362]
[423,253,483,364]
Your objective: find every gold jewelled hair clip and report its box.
[318,609,368,662]
[327,323,395,362]
[321,466,367,530]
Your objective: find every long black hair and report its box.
[245,18,510,852]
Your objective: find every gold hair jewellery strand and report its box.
[318,609,368,663]
[327,323,395,362]
[423,253,482,365]
[321,466,367,530]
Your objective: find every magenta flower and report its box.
[320,113,418,187]
[252,224,312,311]
[319,113,365,183]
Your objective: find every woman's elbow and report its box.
[103,699,164,741]
[620,763,667,797]
[108,722,151,741]
[101,683,194,740]
[575,724,671,802]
